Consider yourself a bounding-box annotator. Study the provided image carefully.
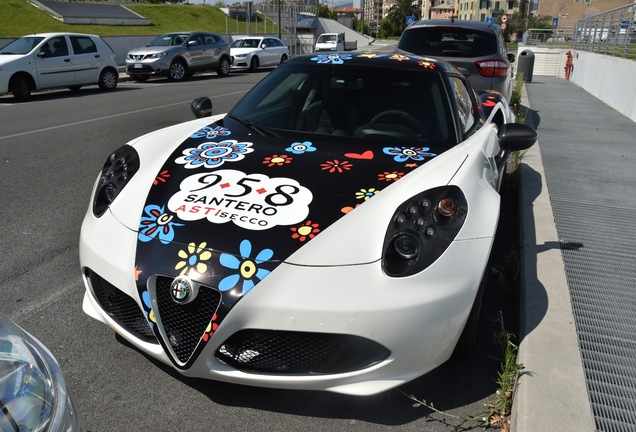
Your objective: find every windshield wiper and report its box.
[227,113,280,138]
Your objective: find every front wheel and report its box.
[168,61,187,81]
[280,54,288,64]
[10,75,31,101]
[452,271,487,358]
[249,56,259,72]
[98,69,118,91]
[217,57,230,77]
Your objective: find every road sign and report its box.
[552,17,559,28]
[406,16,415,26]
[501,15,508,23]
[501,23,507,30]
[486,17,494,24]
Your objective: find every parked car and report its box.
[0,32,118,101]
[230,36,289,72]
[126,32,231,82]
[398,20,515,101]
[80,52,536,396]
[0,313,85,431]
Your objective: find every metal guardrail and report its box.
[573,2,636,59]
[522,3,635,60]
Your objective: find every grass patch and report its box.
[0,0,275,37]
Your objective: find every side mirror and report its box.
[191,96,212,118]
[498,123,537,152]
[261,44,267,49]
[188,40,198,47]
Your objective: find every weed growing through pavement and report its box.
[406,313,524,431]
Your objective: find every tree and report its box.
[317,4,337,20]
[499,11,554,41]
[385,0,420,36]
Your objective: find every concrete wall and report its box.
[513,45,636,123]
[570,51,636,123]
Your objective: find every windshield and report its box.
[148,33,190,47]
[0,37,44,55]
[317,34,337,43]
[231,38,262,48]
[399,27,497,57]
[228,62,455,146]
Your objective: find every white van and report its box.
[315,33,344,52]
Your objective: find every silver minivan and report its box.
[398,20,515,101]
[126,32,231,82]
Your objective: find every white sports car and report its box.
[80,52,536,396]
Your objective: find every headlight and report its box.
[0,314,85,431]
[235,53,247,58]
[92,145,140,217]
[149,52,168,59]
[382,186,467,277]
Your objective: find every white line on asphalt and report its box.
[0,90,246,141]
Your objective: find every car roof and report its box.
[286,51,460,75]
[406,19,502,35]
[21,32,100,38]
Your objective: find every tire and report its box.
[168,60,187,81]
[452,270,487,359]
[10,75,31,101]
[98,68,118,91]
[249,56,259,72]
[217,57,230,77]
[280,54,288,64]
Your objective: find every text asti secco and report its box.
[168,170,313,230]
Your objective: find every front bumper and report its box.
[80,207,492,396]
[125,58,171,77]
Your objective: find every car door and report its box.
[262,38,279,66]
[34,35,75,89]
[201,33,224,68]
[185,33,207,70]
[69,35,102,84]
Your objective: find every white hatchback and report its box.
[230,36,289,72]
[0,32,118,101]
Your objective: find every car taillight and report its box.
[475,60,509,77]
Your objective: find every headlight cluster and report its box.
[149,52,168,59]
[382,186,467,277]
[93,145,140,217]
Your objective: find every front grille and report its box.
[86,269,156,343]
[155,276,221,365]
[216,330,390,375]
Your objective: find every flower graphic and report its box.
[418,60,436,69]
[285,141,316,154]
[378,171,404,182]
[291,220,320,242]
[383,146,437,162]
[139,204,184,244]
[263,154,293,167]
[190,125,231,140]
[355,188,380,201]
[153,170,170,186]
[218,239,273,295]
[390,54,410,62]
[310,53,352,64]
[176,140,253,169]
[321,159,352,173]
[142,290,156,328]
[202,313,219,342]
[175,242,213,277]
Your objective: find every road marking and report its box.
[0,90,246,141]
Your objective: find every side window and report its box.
[70,36,97,55]
[206,34,218,45]
[48,36,69,57]
[452,77,478,135]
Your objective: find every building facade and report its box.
[537,0,634,28]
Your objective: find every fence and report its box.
[572,2,636,59]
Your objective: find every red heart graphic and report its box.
[344,150,374,160]
[483,100,497,107]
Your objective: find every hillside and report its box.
[1,0,245,37]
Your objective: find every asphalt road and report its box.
[0,69,516,432]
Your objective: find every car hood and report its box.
[104,116,470,287]
[0,54,26,67]
[128,46,176,56]
[230,47,261,55]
